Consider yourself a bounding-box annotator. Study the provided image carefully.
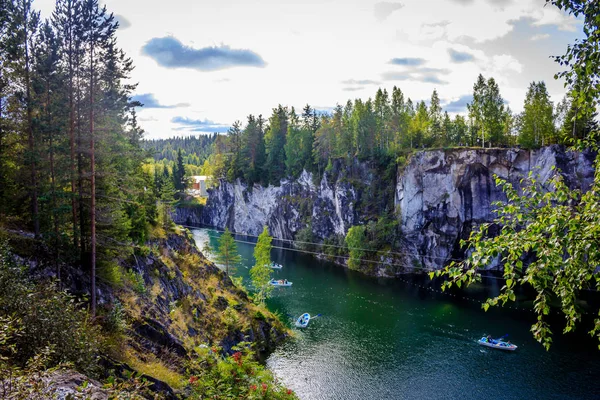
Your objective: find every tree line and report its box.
[201,76,597,186]
[0,0,160,316]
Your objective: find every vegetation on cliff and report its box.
[439,0,600,350]
[0,0,297,396]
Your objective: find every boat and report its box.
[269,279,292,287]
[270,262,283,269]
[295,313,310,328]
[478,336,518,351]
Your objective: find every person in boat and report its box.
[486,335,492,343]
[284,279,288,284]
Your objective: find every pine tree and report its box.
[7,0,41,237]
[264,105,288,184]
[427,89,443,147]
[519,82,556,147]
[215,228,242,275]
[483,77,506,147]
[468,74,486,147]
[250,226,273,305]
[53,0,83,250]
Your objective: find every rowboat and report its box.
[295,313,310,328]
[269,279,292,287]
[270,262,283,269]
[478,337,518,351]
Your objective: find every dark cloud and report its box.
[342,87,365,92]
[114,14,131,29]
[341,79,380,85]
[142,37,266,71]
[448,48,475,63]
[132,93,189,109]
[389,57,426,66]
[374,2,404,22]
[172,116,230,133]
[443,94,473,112]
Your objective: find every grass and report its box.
[122,347,187,390]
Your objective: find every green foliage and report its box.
[437,170,600,350]
[106,300,127,334]
[295,224,315,252]
[547,1,600,131]
[518,81,556,148]
[97,261,123,287]
[215,228,242,275]
[0,241,102,376]
[250,227,273,305]
[187,344,297,399]
[345,225,366,270]
[126,269,146,295]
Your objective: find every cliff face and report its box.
[195,160,375,241]
[396,145,595,269]
[197,145,595,272]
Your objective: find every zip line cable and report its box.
[179,224,469,263]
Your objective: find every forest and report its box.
[151,78,597,187]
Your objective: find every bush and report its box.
[187,344,297,399]
[97,261,124,287]
[0,241,103,377]
[126,269,147,295]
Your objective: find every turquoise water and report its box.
[192,228,600,400]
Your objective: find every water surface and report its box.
[192,228,600,400]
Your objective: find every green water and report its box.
[192,228,600,400]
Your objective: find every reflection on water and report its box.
[192,228,600,400]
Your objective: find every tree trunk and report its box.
[47,81,61,284]
[89,28,96,318]
[68,18,79,252]
[24,8,39,238]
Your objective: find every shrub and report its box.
[0,240,103,376]
[187,344,297,399]
[97,261,124,287]
[126,269,147,295]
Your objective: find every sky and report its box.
[35,0,584,139]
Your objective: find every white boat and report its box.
[295,313,310,328]
[270,262,283,269]
[269,279,292,287]
[478,337,518,351]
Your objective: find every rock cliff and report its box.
[196,145,595,273]
[193,159,378,241]
[396,145,595,270]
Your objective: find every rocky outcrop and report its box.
[172,206,203,226]
[200,145,595,273]
[200,160,372,241]
[396,145,596,269]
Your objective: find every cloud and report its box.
[114,14,131,29]
[449,0,474,4]
[342,87,365,92]
[530,33,550,41]
[374,2,404,22]
[444,94,474,112]
[389,57,426,66]
[448,48,474,63]
[142,37,266,71]
[132,93,189,109]
[171,116,230,133]
[341,79,380,85]
[381,72,411,81]
[421,74,448,84]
